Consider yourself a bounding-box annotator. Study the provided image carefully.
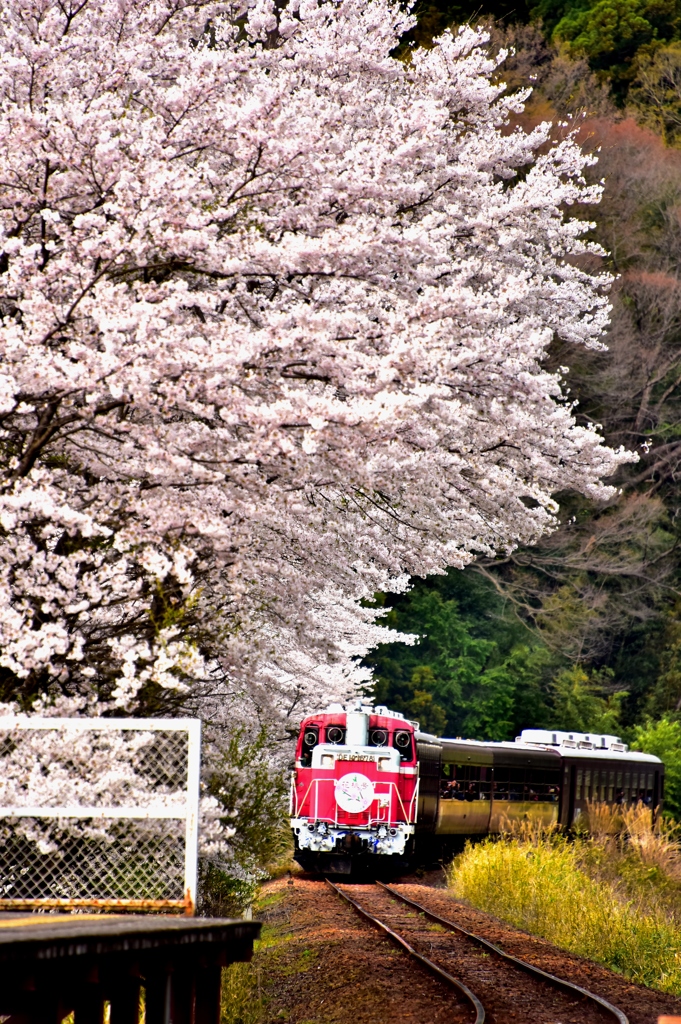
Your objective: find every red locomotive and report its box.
[290,703,419,871]
[291,701,665,874]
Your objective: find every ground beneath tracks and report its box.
[391,882,681,1024]
[245,874,681,1024]
[250,876,469,1024]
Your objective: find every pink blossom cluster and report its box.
[0,0,629,736]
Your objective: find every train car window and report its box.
[584,770,591,798]
[629,772,636,802]
[300,725,319,767]
[393,730,413,761]
[492,769,509,801]
[493,767,518,801]
[480,768,492,800]
[593,770,600,800]
[440,764,489,800]
[647,773,654,803]
[369,728,389,747]
[608,771,615,801]
[326,725,346,745]
[494,767,544,802]
[509,767,525,801]
[537,768,561,802]
[440,763,455,798]
[493,767,558,803]
[576,769,582,800]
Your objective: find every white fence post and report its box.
[184,718,202,915]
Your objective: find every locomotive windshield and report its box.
[393,729,413,761]
[300,725,319,767]
[326,725,346,744]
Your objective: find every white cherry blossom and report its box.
[0,0,629,758]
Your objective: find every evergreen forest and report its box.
[367,0,681,815]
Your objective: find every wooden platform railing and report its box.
[0,913,261,1024]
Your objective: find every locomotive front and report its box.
[290,703,418,871]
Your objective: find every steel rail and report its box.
[380,882,628,1024]
[325,878,485,1024]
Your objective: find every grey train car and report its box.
[414,728,664,847]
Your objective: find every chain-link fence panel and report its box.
[0,718,201,914]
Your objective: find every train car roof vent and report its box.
[516,729,628,751]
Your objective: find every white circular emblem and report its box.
[335,772,374,813]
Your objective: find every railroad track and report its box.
[326,879,629,1024]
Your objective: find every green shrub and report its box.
[199,863,259,918]
[632,717,681,818]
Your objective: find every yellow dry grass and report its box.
[448,805,681,994]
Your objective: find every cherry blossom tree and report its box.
[0,0,629,750]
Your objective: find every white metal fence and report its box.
[0,718,201,914]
